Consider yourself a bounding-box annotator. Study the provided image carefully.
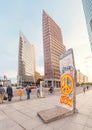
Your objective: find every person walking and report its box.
[48,86,54,94]
[26,85,31,99]
[6,85,13,101]
[87,86,89,90]
[0,85,5,104]
[83,86,86,93]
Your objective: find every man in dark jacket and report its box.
[26,85,31,99]
[6,85,13,101]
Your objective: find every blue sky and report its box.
[0,0,92,83]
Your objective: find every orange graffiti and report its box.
[60,95,73,106]
[60,74,74,95]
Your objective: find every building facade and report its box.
[35,71,44,84]
[82,0,92,51]
[18,32,36,86]
[0,80,11,87]
[76,70,88,84]
[42,11,66,87]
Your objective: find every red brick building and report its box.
[42,11,66,87]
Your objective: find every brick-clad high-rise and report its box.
[42,11,66,87]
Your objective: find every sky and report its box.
[0,0,92,83]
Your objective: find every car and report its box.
[76,83,81,87]
[30,85,36,89]
[16,86,23,89]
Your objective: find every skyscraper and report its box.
[42,11,66,87]
[82,0,92,51]
[18,32,36,85]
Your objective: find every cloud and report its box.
[85,56,92,59]
[36,66,44,75]
[64,6,92,81]
[0,0,92,83]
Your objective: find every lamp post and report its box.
[53,69,55,88]
[18,76,22,86]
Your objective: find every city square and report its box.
[0,88,92,130]
[0,0,92,130]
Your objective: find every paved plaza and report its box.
[0,90,92,130]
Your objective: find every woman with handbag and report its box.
[0,85,5,104]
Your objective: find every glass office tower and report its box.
[42,11,66,87]
[18,32,35,86]
[82,0,92,51]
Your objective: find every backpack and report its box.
[4,95,7,100]
[0,88,2,94]
[0,87,5,94]
[29,89,31,93]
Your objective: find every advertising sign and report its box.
[60,48,76,110]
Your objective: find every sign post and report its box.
[40,81,45,98]
[60,48,76,112]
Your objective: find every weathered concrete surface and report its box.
[37,106,74,123]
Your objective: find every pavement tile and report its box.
[47,116,69,129]
[88,115,92,119]
[0,118,17,130]
[7,125,24,130]
[83,126,92,130]
[0,116,8,121]
[69,113,88,125]
[86,118,92,128]
[32,124,54,130]
[78,109,91,115]
[89,111,92,116]
[0,111,8,121]
[32,115,44,123]
[60,122,84,130]
[25,110,38,118]
[19,119,42,130]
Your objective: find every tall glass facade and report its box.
[43,11,66,87]
[18,32,35,85]
[82,0,92,51]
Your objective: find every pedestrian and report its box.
[18,88,23,100]
[87,86,89,90]
[0,85,5,104]
[26,85,31,99]
[6,85,13,101]
[83,86,85,93]
[48,86,54,94]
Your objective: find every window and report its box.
[90,19,92,32]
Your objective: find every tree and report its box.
[36,78,43,85]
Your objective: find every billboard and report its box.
[60,48,76,110]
